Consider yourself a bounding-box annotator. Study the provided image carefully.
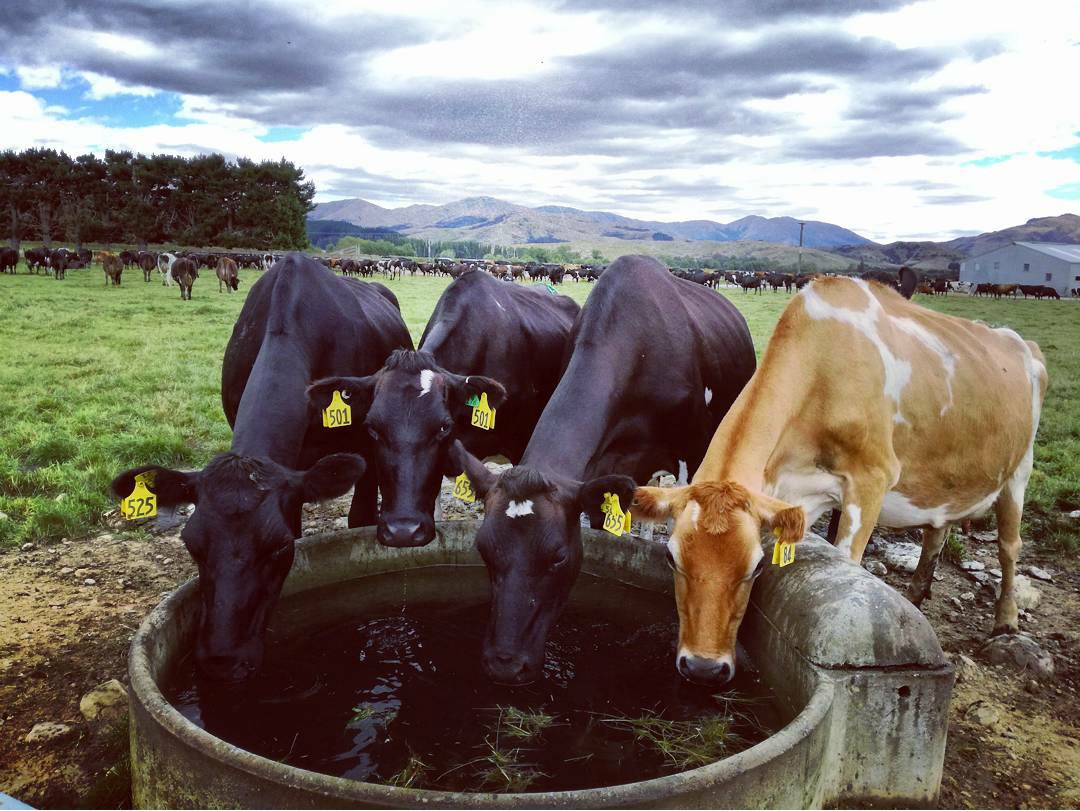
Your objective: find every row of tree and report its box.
[0,148,315,251]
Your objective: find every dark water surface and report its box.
[167,566,778,793]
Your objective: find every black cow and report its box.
[309,268,580,548]
[48,248,69,280]
[25,248,47,273]
[110,253,412,682]
[119,250,137,268]
[0,247,16,273]
[453,255,757,685]
[173,258,198,300]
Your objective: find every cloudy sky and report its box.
[2,0,1078,242]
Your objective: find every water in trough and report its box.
[167,566,778,793]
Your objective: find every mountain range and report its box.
[308,196,874,249]
[308,197,1080,269]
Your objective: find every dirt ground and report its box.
[1,492,1077,809]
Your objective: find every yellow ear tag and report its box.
[772,528,795,567]
[453,471,476,503]
[322,390,352,429]
[601,492,629,537]
[470,392,496,431]
[121,473,157,520]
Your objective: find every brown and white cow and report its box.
[634,275,1047,686]
[216,256,239,293]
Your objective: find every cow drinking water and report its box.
[111,253,412,682]
[453,254,756,685]
[632,276,1047,685]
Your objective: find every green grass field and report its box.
[0,262,1076,555]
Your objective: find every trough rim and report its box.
[129,524,833,808]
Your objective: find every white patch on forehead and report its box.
[704,387,713,405]
[892,317,957,416]
[685,499,701,528]
[677,460,689,486]
[505,499,534,518]
[801,279,912,423]
[418,369,434,397]
[835,503,861,557]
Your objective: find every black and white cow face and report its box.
[111,453,365,683]
[308,350,505,548]
[454,441,636,685]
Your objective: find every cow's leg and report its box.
[834,475,888,563]
[347,462,379,528]
[907,524,949,606]
[992,489,1024,635]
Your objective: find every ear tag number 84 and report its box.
[600,492,631,537]
[468,392,496,431]
[322,390,352,429]
[121,472,157,520]
[453,472,476,503]
[771,528,796,567]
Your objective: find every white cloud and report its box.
[16,64,63,89]
[80,71,158,100]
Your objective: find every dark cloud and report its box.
[847,85,986,126]
[921,193,993,205]
[553,0,914,24]
[784,129,970,160]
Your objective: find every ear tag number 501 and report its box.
[122,472,157,520]
[600,492,631,537]
[323,390,352,429]
[468,392,496,431]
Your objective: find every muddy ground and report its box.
[1,487,1077,809]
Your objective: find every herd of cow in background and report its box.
[4,243,1077,301]
[103,250,1046,691]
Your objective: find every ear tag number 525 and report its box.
[467,392,496,431]
[600,492,631,537]
[323,390,352,429]
[122,473,157,520]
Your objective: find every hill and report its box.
[941,214,1080,257]
[308,196,874,249]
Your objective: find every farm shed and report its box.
[959,241,1080,295]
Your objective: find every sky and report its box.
[1,0,1078,243]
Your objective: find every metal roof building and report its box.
[959,241,1080,296]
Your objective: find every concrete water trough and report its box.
[128,521,954,808]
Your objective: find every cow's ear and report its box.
[578,474,636,530]
[111,466,198,506]
[300,453,366,502]
[449,440,497,498]
[307,376,376,422]
[747,490,806,544]
[448,374,508,411]
[632,485,689,523]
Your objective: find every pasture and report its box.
[0,259,1076,557]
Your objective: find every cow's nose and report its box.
[198,655,257,684]
[378,519,434,548]
[677,654,734,686]
[483,649,536,686]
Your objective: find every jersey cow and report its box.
[216,256,240,293]
[633,276,1047,686]
[454,254,756,685]
[111,254,412,683]
[308,268,580,548]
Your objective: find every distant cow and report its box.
[739,276,763,294]
[98,251,123,286]
[308,268,580,548]
[173,258,198,300]
[0,247,16,274]
[992,284,1019,299]
[157,252,179,286]
[453,255,756,685]
[48,249,69,280]
[1036,286,1060,300]
[137,251,156,282]
[24,248,47,273]
[216,257,240,293]
[111,254,411,682]
[119,250,137,268]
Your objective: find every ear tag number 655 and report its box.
[600,492,631,537]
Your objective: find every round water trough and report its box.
[129,522,953,808]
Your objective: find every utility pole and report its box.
[797,221,807,276]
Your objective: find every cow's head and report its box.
[454,441,636,685]
[308,350,506,548]
[633,482,805,686]
[111,452,365,683]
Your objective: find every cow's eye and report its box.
[437,420,453,439]
[550,551,569,571]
